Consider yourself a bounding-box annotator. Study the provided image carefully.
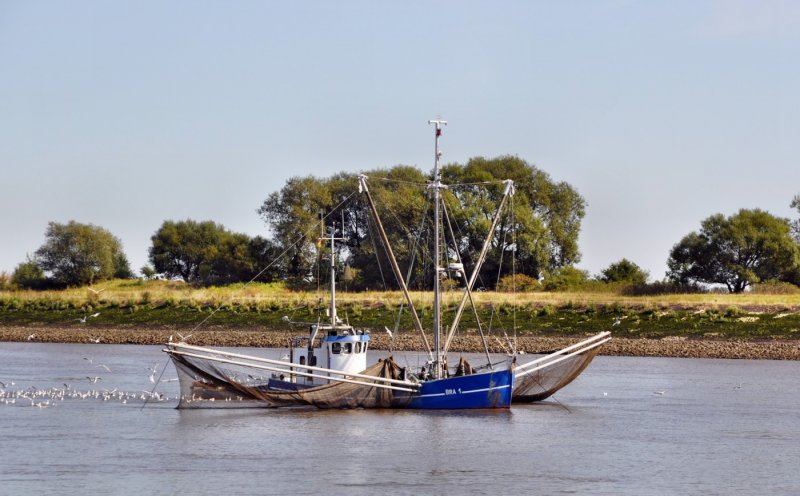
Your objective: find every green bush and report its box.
[750,281,800,295]
[542,267,590,292]
[622,280,706,296]
[496,274,541,292]
[12,258,48,290]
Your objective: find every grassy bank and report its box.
[2,279,800,341]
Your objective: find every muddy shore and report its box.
[3,325,799,360]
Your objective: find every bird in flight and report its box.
[76,312,101,323]
[148,364,158,384]
[88,287,107,295]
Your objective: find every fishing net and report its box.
[512,348,601,403]
[170,352,413,409]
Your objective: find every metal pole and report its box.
[443,179,514,353]
[429,119,446,379]
[329,226,337,327]
[357,175,432,357]
[514,336,612,379]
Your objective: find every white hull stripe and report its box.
[418,383,512,398]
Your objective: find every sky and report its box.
[2,1,799,282]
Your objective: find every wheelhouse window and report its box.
[343,343,352,354]
[331,342,341,354]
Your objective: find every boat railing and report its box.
[165,342,418,392]
[515,331,612,379]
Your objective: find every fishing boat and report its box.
[163,120,608,409]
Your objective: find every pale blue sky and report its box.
[2,1,799,281]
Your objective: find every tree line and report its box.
[7,157,800,294]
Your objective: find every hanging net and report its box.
[511,347,601,403]
[169,352,414,409]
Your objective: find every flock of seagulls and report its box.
[1,385,170,407]
[1,355,179,408]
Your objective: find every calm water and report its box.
[1,342,799,495]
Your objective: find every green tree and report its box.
[149,220,279,285]
[791,194,800,242]
[257,157,586,290]
[11,256,47,289]
[600,258,649,284]
[34,221,132,287]
[667,209,800,293]
[140,265,157,279]
[150,220,226,283]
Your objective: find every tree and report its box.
[667,209,800,293]
[600,259,649,285]
[140,265,157,280]
[149,220,280,285]
[257,157,586,290]
[34,221,132,287]
[12,256,47,289]
[791,195,800,242]
[150,220,225,283]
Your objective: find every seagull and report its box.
[654,390,666,395]
[148,364,158,383]
[86,376,101,384]
[177,332,193,342]
[384,326,393,339]
[88,287,107,295]
[76,313,100,323]
[96,363,111,372]
[83,357,93,364]
[280,353,290,361]
[26,333,36,341]
[90,337,101,343]
[0,381,7,388]
[612,317,621,327]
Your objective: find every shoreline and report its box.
[2,325,799,360]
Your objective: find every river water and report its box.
[1,342,799,495]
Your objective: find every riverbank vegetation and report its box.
[3,279,800,341]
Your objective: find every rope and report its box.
[140,357,170,411]
[182,190,359,335]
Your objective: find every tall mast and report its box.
[429,119,447,379]
[326,224,344,328]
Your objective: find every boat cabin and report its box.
[284,324,370,387]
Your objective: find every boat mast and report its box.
[326,224,344,328]
[429,119,447,379]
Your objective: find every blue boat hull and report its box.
[408,368,514,409]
